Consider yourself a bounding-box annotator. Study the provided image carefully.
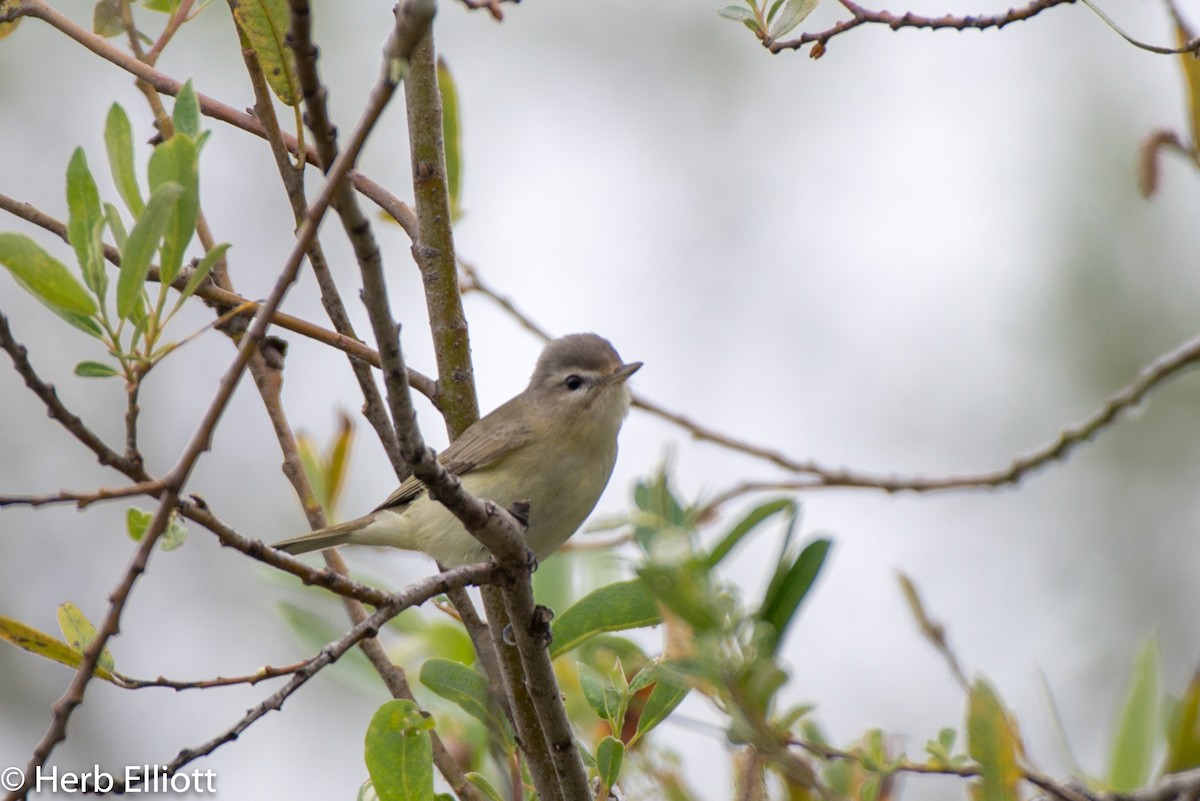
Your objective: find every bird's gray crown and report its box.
[530,333,623,385]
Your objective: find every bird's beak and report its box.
[605,361,643,385]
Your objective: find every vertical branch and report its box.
[481,586,563,801]
[403,35,477,436]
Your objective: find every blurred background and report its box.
[2,0,1200,797]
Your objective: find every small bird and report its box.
[272,333,641,566]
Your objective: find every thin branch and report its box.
[0,312,150,479]
[0,483,163,509]
[112,660,311,691]
[791,738,1093,801]
[1078,0,1200,56]
[769,0,1075,53]
[161,562,496,776]
[404,36,478,436]
[481,585,563,801]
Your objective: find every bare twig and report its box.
[161,561,496,776]
[791,738,1093,801]
[0,312,150,479]
[404,37,478,436]
[896,573,970,691]
[112,660,311,690]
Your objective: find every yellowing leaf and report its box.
[967,679,1021,801]
[0,615,117,682]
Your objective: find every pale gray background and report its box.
[2,0,1199,798]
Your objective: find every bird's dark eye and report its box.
[564,374,584,391]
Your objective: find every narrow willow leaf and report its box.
[463,773,504,801]
[173,79,202,138]
[104,202,128,250]
[364,699,435,801]
[177,242,229,306]
[1165,672,1200,774]
[757,538,831,654]
[0,616,116,682]
[706,497,796,568]
[57,602,115,671]
[324,412,355,515]
[147,135,199,285]
[0,233,98,318]
[770,0,819,38]
[596,736,625,790]
[66,148,106,299]
[74,360,120,378]
[230,0,300,106]
[967,679,1022,801]
[1107,637,1161,791]
[105,104,144,216]
[549,578,661,659]
[117,181,183,320]
[436,58,464,222]
[718,5,755,21]
[1176,24,1200,161]
[631,668,690,744]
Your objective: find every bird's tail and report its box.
[271,514,375,555]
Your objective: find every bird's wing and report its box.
[372,410,533,512]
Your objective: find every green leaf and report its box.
[706,497,796,568]
[74,360,120,378]
[172,79,202,138]
[364,699,435,801]
[436,58,464,222]
[126,506,153,542]
[56,602,115,672]
[1165,671,1200,774]
[769,0,819,38]
[230,0,300,106]
[0,615,117,682]
[161,513,188,551]
[105,104,144,217]
[0,233,98,321]
[117,181,183,320]
[418,658,506,737]
[631,667,690,744]
[757,538,831,653]
[595,736,624,790]
[177,242,228,305]
[66,147,106,300]
[93,0,123,37]
[147,135,199,285]
[463,773,504,801]
[967,679,1021,801]
[579,662,625,733]
[1107,636,1162,792]
[104,202,128,250]
[549,578,661,659]
[718,5,755,22]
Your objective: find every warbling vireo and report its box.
[272,333,641,566]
